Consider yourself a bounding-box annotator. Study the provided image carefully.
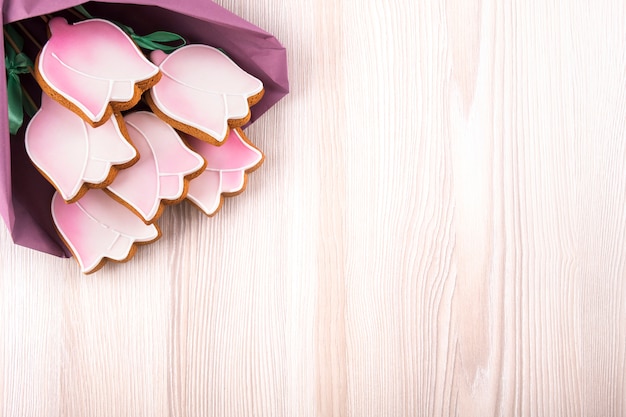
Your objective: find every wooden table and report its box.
[2,0,625,415]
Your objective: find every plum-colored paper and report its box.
[0,0,289,256]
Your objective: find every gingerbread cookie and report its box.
[184,128,264,216]
[51,190,161,274]
[35,17,161,127]
[145,45,264,144]
[25,93,138,203]
[105,111,206,223]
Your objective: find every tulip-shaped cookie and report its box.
[25,94,138,203]
[146,45,264,144]
[184,128,263,216]
[106,112,206,223]
[35,18,160,126]
[52,190,160,274]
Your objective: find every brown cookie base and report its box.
[54,217,162,275]
[29,113,140,204]
[103,152,207,225]
[33,53,161,128]
[183,127,265,217]
[145,88,265,146]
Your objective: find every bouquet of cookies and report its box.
[2,2,288,273]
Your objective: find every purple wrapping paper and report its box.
[0,0,289,256]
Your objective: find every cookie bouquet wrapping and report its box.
[0,0,289,272]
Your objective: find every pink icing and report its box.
[51,190,159,274]
[148,45,263,142]
[184,128,263,215]
[25,93,137,202]
[38,18,159,123]
[106,111,205,223]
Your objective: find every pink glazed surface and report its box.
[106,112,205,223]
[51,190,159,273]
[25,94,137,202]
[149,45,263,142]
[184,128,263,215]
[38,18,159,123]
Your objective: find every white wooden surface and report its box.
[2,0,626,416]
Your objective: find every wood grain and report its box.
[2,0,626,416]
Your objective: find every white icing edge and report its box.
[38,18,160,123]
[186,130,262,215]
[51,192,159,273]
[149,86,227,141]
[159,45,263,96]
[185,171,223,216]
[24,105,136,201]
[107,112,205,222]
[219,171,246,194]
[151,44,263,142]
[209,129,263,173]
[81,116,137,183]
[25,108,82,200]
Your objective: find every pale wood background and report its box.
[2,0,626,416]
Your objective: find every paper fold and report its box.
[0,0,289,256]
